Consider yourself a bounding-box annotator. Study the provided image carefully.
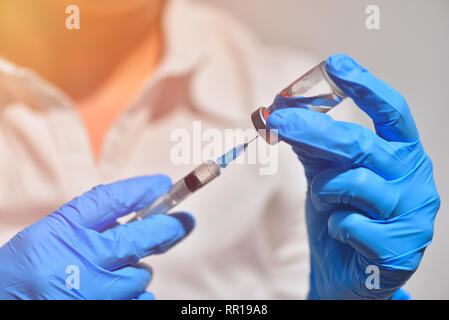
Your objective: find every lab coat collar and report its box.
[159,0,248,122]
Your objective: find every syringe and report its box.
[132,136,258,221]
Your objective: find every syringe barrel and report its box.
[134,161,221,220]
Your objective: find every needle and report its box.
[216,135,259,168]
[246,135,258,145]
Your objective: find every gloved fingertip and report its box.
[169,212,196,236]
[123,175,173,212]
[266,111,285,129]
[267,108,308,130]
[325,54,362,78]
[146,174,172,192]
[135,291,155,300]
[327,211,353,243]
[147,292,155,300]
[391,288,412,300]
[133,262,153,278]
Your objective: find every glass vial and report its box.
[251,60,347,144]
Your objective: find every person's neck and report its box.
[0,0,165,101]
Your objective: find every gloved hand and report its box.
[267,54,440,299]
[0,175,195,300]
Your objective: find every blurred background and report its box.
[207,0,449,299]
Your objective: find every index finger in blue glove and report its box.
[95,212,195,270]
[325,54,419,143]
[267,108,405,179]
[134,291,155,300]
[56,175,172,231]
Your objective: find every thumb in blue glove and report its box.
[0,175,195,299]
[267,54,440,299]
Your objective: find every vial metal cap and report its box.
[251,107,278,145]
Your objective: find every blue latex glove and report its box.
[0,175,195,300]
[267,54,440,299]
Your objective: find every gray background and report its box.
[208,0,449,299]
